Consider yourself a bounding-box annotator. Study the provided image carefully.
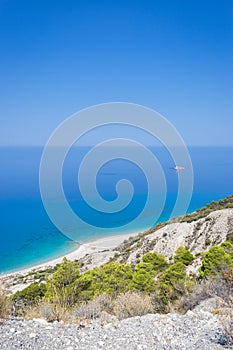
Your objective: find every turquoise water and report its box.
[0,146,232,273]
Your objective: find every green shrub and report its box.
[141,252,169,274]
[76,262,133,301]
[199,245,233,277]
[158,262,191,303]
[174,247,194,266]
[221,241,233,254]
[130,270,156,293]
[226,233,233,244]
[135,262,154,274]
[13,283,47,305]
[159,262,187,286]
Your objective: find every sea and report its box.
[0,146,232,274]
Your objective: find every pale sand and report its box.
[0,231,140,279]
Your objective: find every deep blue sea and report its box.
[0,146,232,274]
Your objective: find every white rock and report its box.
[33,318,48,325]
[97,340,105,346]
[29,332,37,338]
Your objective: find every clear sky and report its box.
[0,0,232,146]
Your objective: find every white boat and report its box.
[174,165,185,171]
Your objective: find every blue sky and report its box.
[0,0,232,146]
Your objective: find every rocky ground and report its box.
[0,309,231,350]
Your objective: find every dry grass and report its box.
[177,269,233,314]
[177,282,211,313]
[23,301,71,322]
[73,294,112,321]
[73,292,154,322]
[74,300,101,320]
[112,291,154,320]
[222,310,233,346]
[0,286,11,321]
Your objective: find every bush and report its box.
[200,245,233,277]
[226,233,233,244]
[38,301,70,322]
[76,262,133,300]
[94,294,112,312]
[13,283,47,305]
[159,262,187,286]
[221,241,233,256]
[135,262,154,274]
[178,268,233,314]
[158,262,190,303]
[209,268,233,307]
[130,269,156,293]
[142,252,169,274]
[174,247,194,266]
[113,291,154,320]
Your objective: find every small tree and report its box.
[46,258,80,306]
[158,262,189,303]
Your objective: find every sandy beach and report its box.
[0,231,140,283]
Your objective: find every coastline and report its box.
[0,231,140,280]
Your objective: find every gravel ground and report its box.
[0,310,231,350]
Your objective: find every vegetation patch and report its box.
[180,195,233,223]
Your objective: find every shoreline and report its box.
[0,231,140,279]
